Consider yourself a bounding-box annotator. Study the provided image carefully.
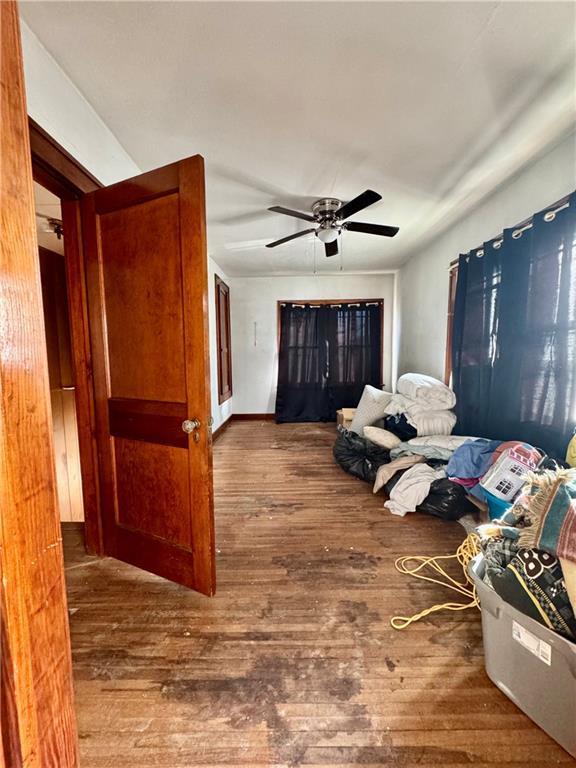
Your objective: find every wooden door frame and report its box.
[215,274,233,405]
[29,117,104,555]
[2,3,78,763]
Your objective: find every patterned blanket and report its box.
[517,468,576,564]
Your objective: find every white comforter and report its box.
[396,373,456,410]
[384,394,457,436]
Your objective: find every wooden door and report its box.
[1,1,78,765]
[81,158,216,595]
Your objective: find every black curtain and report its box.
[326,303,382,412]
[452,192,576,459]
[275,302,382,423]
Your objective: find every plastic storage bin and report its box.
[469,555,576,757]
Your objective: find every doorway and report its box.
[35,182,85,524]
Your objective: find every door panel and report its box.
[82,157,215,594]
[114,438,191,547]
[100,193,186,402]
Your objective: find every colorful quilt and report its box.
[517,468,576,564]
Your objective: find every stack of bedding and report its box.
[384,373,457,437]
[333,374,558,540]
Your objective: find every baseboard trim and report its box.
[231,413,275,422]
[212,417,232,442]
[213,414,276,441]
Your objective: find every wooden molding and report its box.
[231,413,275,421]
[215,274,232,405]
[30,116,104,555]
[212,417,232,442]
[444,265,458,385]
[28,117,102,198]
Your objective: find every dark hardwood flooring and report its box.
[63,422,572,767]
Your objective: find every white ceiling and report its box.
[21,1,576,276]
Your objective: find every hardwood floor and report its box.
[64,422,571,767]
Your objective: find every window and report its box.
[448,193,576,457]
[275,299,383,422]
[215,275,232,404]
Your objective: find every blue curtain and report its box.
[452,192,576,459]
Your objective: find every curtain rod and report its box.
[448,194,571,269]
[279,300,382,308]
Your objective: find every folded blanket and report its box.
[384,395,456,436]
[396,373,456,410]
[408,435,481,450]
[384,464,446,517]
[385,393,452,419]
[517,468,576,564]
[412,410,457,437]
[390,442,454,462]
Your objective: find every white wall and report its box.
[398,132,576,380]
[208,259,234,431]
[21,24,233,432]
[230,274,396,414]
[21,21,140,185]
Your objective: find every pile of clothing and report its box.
[377,435,482,519]
[383,373,457,438]
[477,467,576,642]
[333,427,482,522]
[333,372,553,526]
[446,438,544,517]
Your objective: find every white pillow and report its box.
[349,387,393,435]
[363,426,401,449]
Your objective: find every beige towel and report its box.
[373,454,424,494]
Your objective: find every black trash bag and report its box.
[416,478,478,521]
[333,429,390,483]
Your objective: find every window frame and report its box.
[215,274,232,404]
[444,265,458,385]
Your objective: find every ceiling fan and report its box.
[266,189,399,257]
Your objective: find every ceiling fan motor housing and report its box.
[312,198,342,241]
[312,197,342,222]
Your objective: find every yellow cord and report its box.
[390,532,481,630]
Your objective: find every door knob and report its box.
[182,419,201,434]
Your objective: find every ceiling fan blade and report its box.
[345,221,399,237]
[266,228,315,248]
[268,206,315,222]
[324,239,339,257]
[336,190,382,220]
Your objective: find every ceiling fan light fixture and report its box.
[316,226,340,244]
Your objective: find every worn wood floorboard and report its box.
[63,422,571,767]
